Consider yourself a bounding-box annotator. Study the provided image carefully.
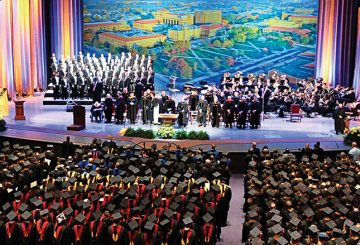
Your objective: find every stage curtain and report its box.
[0,0,47,97]
[50,0,82,59]
[315,0,358,87]
[353,8,360,97]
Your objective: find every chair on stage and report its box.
[290,104,302,122]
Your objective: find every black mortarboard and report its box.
[145,169,152,176]
[304,208,314,217]
[62,192,70,199]
[129,165,140,174]
[160,218,170,227]
[164,209,174,219]
[31,197,43,208]
[44,192,53,200]
[202,213,213,223]
[289,216,300,226]
[6,211,16,221]
[112,212,122,221]
[91,194,99,202]
[40,209,49,216]
[271,214,282,223]
[195,177,206,185]
[323,207,333,215]
[147,213,157,223]
[2,202,11,212]
[249,226,262,237]
[212,172,221,178]
[289,230,301,240]
[350,225,360,234]
[75,213,86,223]
[211,185,220,193]
[160,167,168,175]
[153,197,161,207]
[83,201,91,210]
[14,191,22,199]
[107,203,115,212]
[344,219,353,227]
[308,225,319,233]
[169,202,179,211]
[182,217,193,226]
[326,220,336,229]
[52,202,60,211]
[144,221,155,231]
[339,206,349,215]
[128,220,139,231]
[277,236,289,245]
[120,199,128,208]
[318,232,328,239]
[270,224,283,234]
[19,203,28,213]
[21,211,32,221]
[186,203,196,212]
[141,198,150,206]
[184,172,192,179]
[93,210,102,220]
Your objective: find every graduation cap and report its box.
[91,194,100,203]
[322,207,333,215]
[186,203,196,212]
[2,202,11,212]
[160,218,170,227]
[308,225,319,233]
[289,216,300,226]
[127,189,137,198]
[338,206,349,215]
[141,198,150,206]
[160,167,168,175]
[182,217,193,226]
[31,197,43,208]
[93,210,102,220]
[169,202,179,211]
[120,199,128,208]
[344,219,354,227]
[153,197,161,207]
[271,214,282,223]
[40,209,49,216]
[83,201,91,210]
[18,203,28,213]
[325,157,333,164]
[326,220,336,229]
[211,185,221,193]
[112,212,122,221]
[195,177,206,186]
[318,232,328,239]
[75,213,86,223]
[14,191,22,199]
[107,203,115,212]
[249,226,262,237]
[202,213,213,223]
[350,225,360,234]
[128,220,139,231]
[76,185,84,193]
[144,169,152,176]
[52,202,60,211]
[277,236,289,245]
[21,211,32,221]
[304,208,314,217]
[164,209,174,219]
[6,211,17,221]
[270,224,283,234]
[39,153,46,159]
[184,172,192,179]
[129,165,140,174]
[144,221,155,231]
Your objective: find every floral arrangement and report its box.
[123,127,155,139]
[0,116,6,132]
[344,126,360,145]
[157,125,176,139]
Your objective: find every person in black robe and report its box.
[62,136,74,158]
[134,81,144,102]
[69,73,77,100]
[141,91,154,124]
[36,210,54,245]
[19,213,36,245]
[77,73,85,100]
[333,103,346,134]
[91,76,103,104]
[53,217,73,245]
[104,94,114,123]
[177,98,189,127]
[4,213,20,245]
[127,93,138,124]
[114,92,126,125]
[210,97,221,128]
[70,214,90,245]
[159,91,169,114]
[223,96,234,128]
[52,73,60,100]
[236,98,248,129]
[59,76,68,100]
[249,96,261,129]
[88,213,105,245]
[197,96,208,127]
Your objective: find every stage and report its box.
[0,95,354,154]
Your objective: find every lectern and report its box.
[67,105,86,131]
[14,100,26,120]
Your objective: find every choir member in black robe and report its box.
[104,94,114,123]
[115,92,126,124]
[127,93,138,124]
[223,96,234,128]
[197,96,208,127]
[177,98,189,127]
[36,209,54,245]
[210,97,221,128]
[333,103,346,134]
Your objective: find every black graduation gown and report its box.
[197,100,208,125]
[19,221,37,245]
[249,101,261,127]
[89,220,105,245]
[176,228,197,245]
[223,100,234,127]
[104,98,114,123]
[71,224,91,245]
[177,102,189,127]
[53,224,72,245]
[4,221,20,245]
[333,107,346,133]
[115,96,126,123]
[127,97,138,123]
[210,102,221,127]
[141,95,154,124]
[236,101,248,128]
[36,220,54,245]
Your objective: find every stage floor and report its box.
[1,96,355,152]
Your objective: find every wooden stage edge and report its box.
[0,124,349,153]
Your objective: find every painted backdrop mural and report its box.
[83,0,318,89]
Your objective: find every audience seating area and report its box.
[0,140,231,245]
[242,149,360,244]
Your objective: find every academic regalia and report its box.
[223,99,234,128]
[200,223,216,245]
[332,106,346,134]
[4,221,20,245]
[135,82,144,102]
[91,78,103,103]
[106,224,127,245]
[189,95,198,112]
[53,224,72,245]
[19,221,37,245]
[177,228,197,245]
[89,220,105,245]
[236,100,248,129]
[249,100,261,129]
[141,95,154,124]
[127,96,138,124]
[210,102,221,128]
[177,101,189,127]
[36,219,54,245]
[197,100,208,126]
[160,96,169,114]
[104,97,114,123]
[71,224,90,245]
[115,95,126,124]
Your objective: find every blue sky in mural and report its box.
[83,0,318,89]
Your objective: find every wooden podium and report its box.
[67,105,86,131]
[14,100,26,120]
[158,113,178,125]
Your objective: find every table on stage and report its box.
[158,113,178,125]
